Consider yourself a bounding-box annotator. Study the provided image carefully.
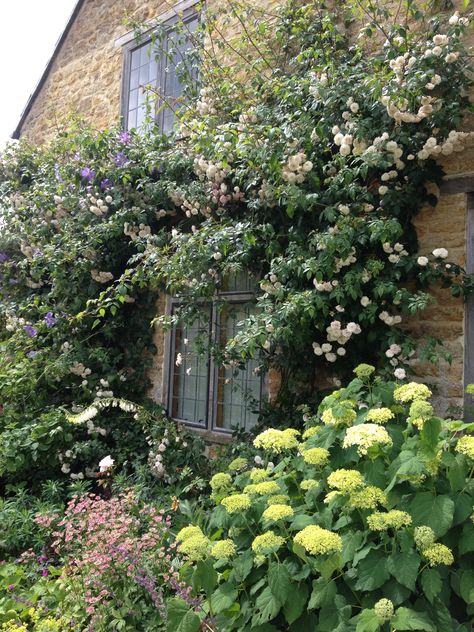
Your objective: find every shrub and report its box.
[176,367,474,631]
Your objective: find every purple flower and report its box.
[113,151,130,167]
[44,311,57,327]
[117,131,132,144]
[8,584,15,591]
[0,253,10,263]
[54,163,63,182]
[41,569,49,577]
[24,325,38,338]
[26,350,38,359]
[33,249,44,259]
[100,178,113,190]
[80,167,96,182]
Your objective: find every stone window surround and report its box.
[116,0,201,130]
[161,290,268,445]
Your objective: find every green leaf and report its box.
[283,582,308,625]
[308,577,336,609]
[420,568,442,604]
[268,562,291,605]
[166,599,201,632]
[211,582,238,614]
[460,570,474,605]
[231,550,254,582]
[386,551,420,590]
[459,522,474,554]
[420,417,441,454]
[192,560,217,596]
[355,550,390,591]
[391,607,435,631]
[355,609,381,632]
[252,587,281,626]
[409,493,454,537]
[396,450,425,476]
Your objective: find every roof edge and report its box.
[11,0,86,140]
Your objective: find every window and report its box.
[166,273,263,433]
[121,5,199,133]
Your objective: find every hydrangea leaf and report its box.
[420,568,442,604]
[391,607,435,631]
[386,551,420,590]
[354,550,390,591]
[409,493,454,537]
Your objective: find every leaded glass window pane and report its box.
[215,303,261,431]
[170,309,210,426]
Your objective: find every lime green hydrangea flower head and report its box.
[249,468,271,482]
[294,525,342,556]
[353,363,376,379]
[211,539,237,561]
[178,534,211,561]
[347,485,387,509]
[300,479,318,491]
[253,428,300,453]
[210,472,232,492]
[413,526,436,549]
[374,598,394,622]
[228,457,248,472]
[367,510,412,531]
[321,403,357,426]
[422,543,454,567]
[342,423,392,456]
[365,408,394,424]
[303,426,320,439]
[267,494,290,505]
[262,503,294,522]
[176,525,204,542]
[251,531,285,556]
[409,399,434,429]
[466,384,474,395]
[221,493,252,513]
[456,435,474,460]
[327,469,365,493]
[302,447,330,466]
[393,382,431,403]
[244,481,281,496]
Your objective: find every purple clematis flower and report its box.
[44,312,57,327]
[54,163,63,182]
[80,167,96,182]
[100,178,112,190]
[113,151,130,167]
[117,131,132,144]
[24,325,38,338]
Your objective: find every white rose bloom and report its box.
[360,296,371,307]
[394,368,406,380]
[432,248,448,259]
[98,455,115,472]
[379,185,388,195]
[417,256,429,266]
[321,343,332,353]
[325,353,337,362]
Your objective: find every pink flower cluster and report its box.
[45,492,188,623]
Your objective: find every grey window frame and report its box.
[119,2,200,132]
[163,285,264,435]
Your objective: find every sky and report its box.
[0,0,78,146]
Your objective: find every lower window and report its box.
[167,284,262,432]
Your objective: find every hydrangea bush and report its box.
[175,366,474,631]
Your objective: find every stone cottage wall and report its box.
[17,0,474,413]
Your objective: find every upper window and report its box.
[166,273,263,433]
[121,8,199,133]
